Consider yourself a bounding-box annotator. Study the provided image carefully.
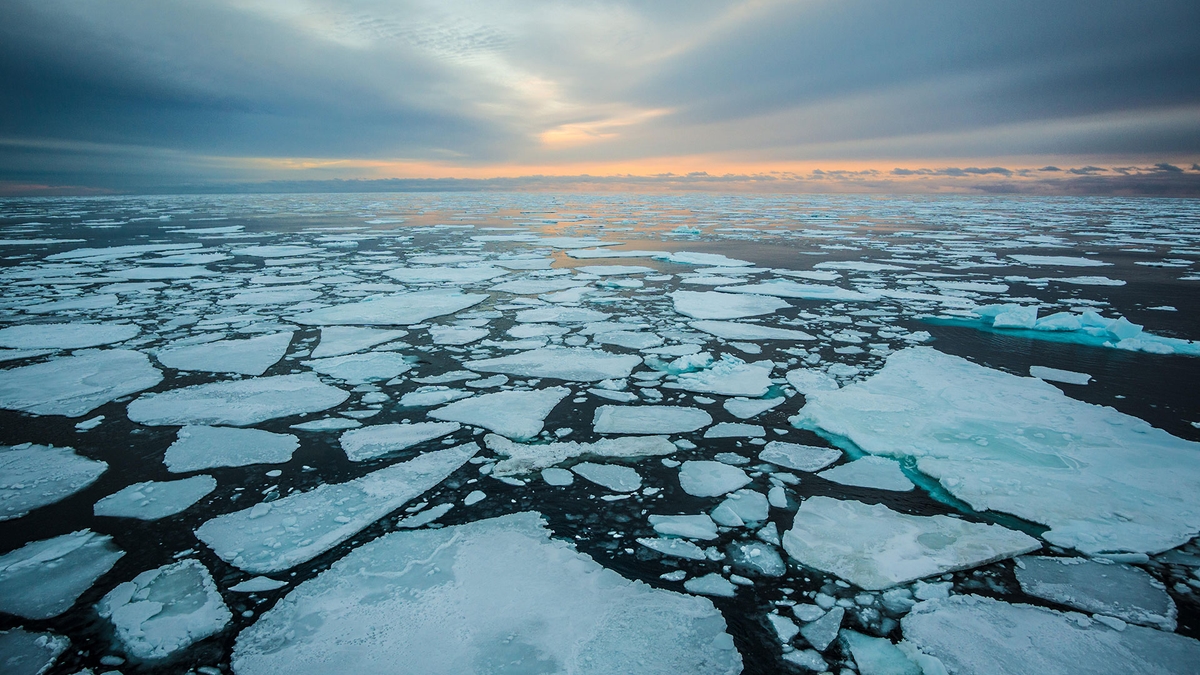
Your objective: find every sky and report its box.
[2,0,1199,195]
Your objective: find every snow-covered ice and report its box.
[1013,556,1176,630]
[839,630,921,675]
[427,325,489,345]
[593,405,712,434]
[128,373,349,426]
[98,558,232,660]
[157,332,292,376]
[665,356,774,397]
[466,347,640,382]
[231,512,741,675]
[678,461,752,497]
[0,530,124,619]
[0,350,162,417]
[0,323,139,349]
[93,476,215,520]
[429,387,568,440]
[338,422,460,461]
[164,425,299,472]
[196,443,478,573]
[817,456,914,491]
[650,514,719,539]
[671,290,788,320]
[684,573,738,598]
[1,444,107,521]
[229,577,288,593]
[704,422,765,438]
[485,433,674,476]
[782,497,1040,590]
[398,386,472,407]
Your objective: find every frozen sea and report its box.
[0,192,1198,674]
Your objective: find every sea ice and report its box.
[514,306,609,323]
[290,290,486,325]
[428,325,489,345]
[704,423,766,438]
[0,349,162,417]
[0,628,67,675]
[728,541,786,577]
[713,489,770,525]
[571,462,642,491]
[384,266,508,284]
[689,320,815,341]
[637,537,707,560]
[196,443,478,573]
[302,351,411,384]
[684,573,738,598]
[541,467,574,486]
[902,594,1200,675]
[338,422,460,461]
[98,559,232,660]
[649,514,719,539]
[0,323,139,349]
[164,426,300,472]
[466,347,641,382]
[128,373,349,426]
[230,512,742,675]
[782,497,1040,590]
[484,433,675,476]
[229,577,288,593]
[157,332,292,376]
[1,444,107,521]
[817,456,914,491]
[1029,365,1091,385]
[719,279,880,302]
[429,387,568,439]
[398,386,472,407]
[310,327,408,358]
[593,405,712,434]
[1010,254,1111,267]
[592,331,664,349]
[93,476,216,520]
[665,356,774,397]
[792,347,1200,554]
[678,461,752,497]
[1013,556,1176,630]
[0,530,124,619]
[670,290,788,320]
[785,368,840,394]
[839,630,921,675]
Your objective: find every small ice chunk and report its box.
[1014,556,1177,630]
[128,374,348,427]
[0,349,162,417]
[767,613,800,643]
[637,537,707,560]
[396,502,454,528]
[782,497,1040,590]
[515,306,609,323]
[98,559,231,660]
[486,433,675,476]
[466,347,641,382]
[157,332,292,376]
[704,422,766,438]
[723,397,784,419]
[311,327,408,357]
[291,417,361,431]
[339,422,461,461]
[0,323,139,349]
[463,490,486,505]
[303,352,412,384]
[164,426,299,472]
[649,514,719,540]
[817,456,914,492]
[758,441,842,472]
[670,290,788,320]
[716,489,770,523]
[93,476,216,520]
[678,461,752,497]
[430,387,569,440]
[571,462,642,492]
[782,649,827,671]
[0,530,124,619]
[593,405,712,434]
[229,577,288,593]
[593,331,664,349]
[1,443,107,521]
[665,355,775,397]
[541,467,574,486]
[684,573,738,598]
[800,606,844,651]
[1029,365,1092,385]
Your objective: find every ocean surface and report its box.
[1,193,1198,674]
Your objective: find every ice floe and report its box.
[571,462,642,491]
[93,476,216,520]
[723,397,784,419]
[792,347,1200,554]
[157,332,292,376]
[817,456,914,491]
[429,388,568,440]
[338,422,460,461]
[427,325,489,345]
[196,443,478,573]
[310,327,408,358]
[782,497,1040,590]
[1029,365,1092,385]
[231,512,741,675]
[665,355,774,397]
[1014,556,1176,630]
[0,349,162,417]
[128,373,348,426]
[302,351,411,384]
[164,425,299,472]
[719,279,880,302]
[0,323,139,349]
[0,530,123,619]
[485,433,675,476]
[689,320,815,341]
[670,290,788,320]
[1010,254,1111,267]
[384,266,507,284]
[593,405,712,434]
[466,347,640,382]
[1,444,107,521]
[290,290,486,325]
[0,628,67,675]
[678,461,751,497]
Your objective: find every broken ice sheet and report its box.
[757,441,841,472]
[0,349,162,417]
[0,530,124,620]
[670,290,788,319]
[128,373,348,426]
[817,456,914,491]
[571,462,642,491]
[592,404,712,434]
[196,443,478,573]
[231,512,742,675]
[0,628,68,675]
[310,326,408,358]
[302,351,412,384]
[1,444,107,521]
[664,355,774,397]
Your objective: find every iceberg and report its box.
[1,444,107,521]
[290,290,486,325]
[128,373,349,426]
[93,475,216,520]
[593,405,712,434]
[0,530,124,619]
[338,422,460,461]
[164,425,299,472]
[231,512,742,675]
[782,497,1040,590]
[466,347,641,382]
[157,332,292,376]
[670,290,788,320]
[429,387,569,440]
[0,322,139,349]
[484,433,675,476]
[196,443,479,573]
[0,349,162,417]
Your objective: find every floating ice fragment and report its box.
[689,320,815,341]
[1029,365,1091,385]
[784,368,840,394]
[338,422,460,461]
[158,332,292,376]
[684,573,738,598]
[429,387,568,440]
[93,476,216,520]
[670,290,788,320]
[637,537,707,560]
[514,306,609,323]
[303,351,411,384]
[678,461,752,497]
[290,290,486,325]
[398,386,472,407]
[0,323,139,349]
[541,467,574,485]
[593,405,712,434]
[716,489,769,524]
[757,442,840,473]
[1010,254,1111,267]
[0,628,67,675]
[427,325,489,345]
[666,355,774,397]
[719,280,880,302]
[817,456,914,492]
[649,514,719,540]
[0,530,124,619]
[800,606,844,651]
[704,422,766,438]
[229,577,288,593]
[164,426,299,472]
[311,327,408,357]
[384,266,507,284]
[0,350,162,417]
[571,462,642,491]
[485,433,674,476]
[466,347,640,382]
[839,630,921,675]
[728,542,786,577]
[723,397,784,419]
[128,374,348,427]
[1014,556,1176,630]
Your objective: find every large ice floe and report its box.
[338,422,460,461]
[128,374,349,426]
[792,347,1200,554]
[164,426,300,472]
[0,322,139,349]
[1,444,107,520]
[429,387,568,439]
[289,290,486,325]
[466,347,641,382]
[0,349,162,417]
[302,351,411,384]
[689,320,815,341]
[782,497,1040,590]
[485,433,675,476]
[98,559,232,660]
[664,355,774,397]
[0,530,124,619]
[231,512,742,675]
[156,332,292,376]
[949,306,1200,356]
[93,476,216,520]
[670,290,788,319]
[593,404,712,434]
[310,327,408,358]
[196,443,478,573]
[1013,555,1177,630]
[902,594,1200,675]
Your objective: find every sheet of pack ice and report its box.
[1,444,107,521]
[310,327,408,358]
[93,476,216,520]
[231,512,742,675]
[1009,254,1111,267]
[0,323,139,349]
[670,290,788,320]
[302,351,411,384]
[791,347,1200,554]
[384,266,507,284]
[430,388,568,440]
[782,497,1040,590]
[488,278,586,294]
[157,332,292,376]
[650,514,719,539]
[1014,556,1176,630]
[571,462,642,491]
[98,558,232,660]
[398,386,473,407]
[165,426,300,472]
[689,320,815,341]
[338,422,461,461]
[515,306,610,323]
[678,461,752,497]
[718,279,881,302]
[290,290,486,325]
[0,530,124,620]
[785,368,840,394]
[901,595,1200,675]
[664,356,774,397]
[577,265,656,276]
[466,347,640,382]
[1029,365,1091,385]
[0,628,67,675]
[0,349,162,417]
[427,325,489,345]
[758,442,841,473]
[219,287,321,306]
[838,630,921,675]
[235,245,320,258]
[723,397,784,419]
[817,456,914,491]
[196,443,478,574]
[593,405,712,434]
[484,433,675,476]
[128,374,349,427]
